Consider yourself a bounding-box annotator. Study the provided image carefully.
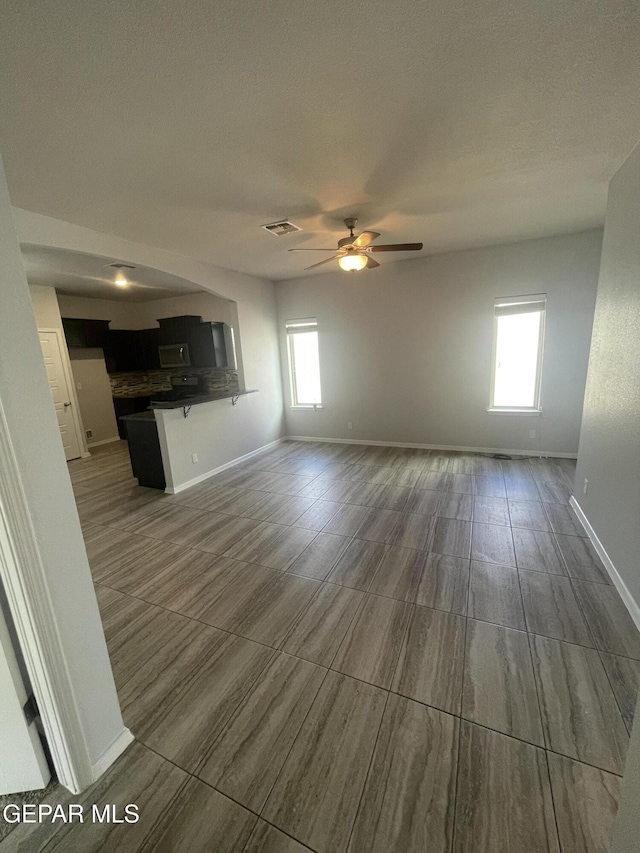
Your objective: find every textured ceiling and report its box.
[1,0,639,281]
[22,246,202,302]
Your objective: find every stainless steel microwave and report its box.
[158,343,191,368]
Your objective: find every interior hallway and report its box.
[2,439,638,852]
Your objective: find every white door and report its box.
[38,330,82,461]
[0,601,50,794]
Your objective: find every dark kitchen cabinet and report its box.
[105,328,161,373]
[136,327,161,370]
[112,395,151,438]
[157,315,202,346]
[190,321,232,368]
[120,413,166,489]
[62,318,110,348]
[105,330,139,373]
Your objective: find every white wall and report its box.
[55,294,140,329]
[577,142,640,853]
[574,144,640,611]
[68,350,119,446]
[56,289,235,329]
[29,283,65,327]
[276,230,602,455]
[28,285,88,457]
[0,158,130,787]
[15,209,285,467]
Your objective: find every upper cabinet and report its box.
[104,330,138,373]
[158,315,234,368]
[134,328,161,370]
[105,327,160,373]
[62,314,233,373]
[61,318,110,348]
[156,315,202,346]
[191,322,235,368]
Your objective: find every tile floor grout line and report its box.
[94,546,636,668]
[274,569,329,653]
[250,666,333,830]
[343,686,393,853]
[519,564,551,754]
[542,746,566,853]
[191,649,330,806]
[450,564,473,853]
[595,648,636,736]
[94,579,323,665]
[567,572,637,730]
[136,769,196,853]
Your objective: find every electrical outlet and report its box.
[529,430,536,439]
[583,478,589,495]
[347,421,353,430]
[85,429,93,439]
[192,453,198,464]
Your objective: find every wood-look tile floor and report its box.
[5,440,638,852]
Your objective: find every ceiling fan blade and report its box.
[352,230,380,249]
[288,248,339,252]
[368,243,423,252]
[304,255,342,270]
[366,256,380,269]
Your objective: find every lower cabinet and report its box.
[112,396,151,439]
[120,413,166,490]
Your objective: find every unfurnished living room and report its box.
[1,1,640,851]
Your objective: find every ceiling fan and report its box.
[289,218,423,271]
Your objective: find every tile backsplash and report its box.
[110,367,240,398]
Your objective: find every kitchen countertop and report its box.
[118,390,257,419]
[150,389,258,409]
[118,411,157,422]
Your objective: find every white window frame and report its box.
[488,294,546,413]
[285,318,322,409]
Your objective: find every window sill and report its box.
[486,408,542,415]
[289,404,323,411]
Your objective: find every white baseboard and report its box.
[570,496,640,632]
[284,435,577,459]
[87,436,121,448]
[165,437,284,494]
[90,728,134,783]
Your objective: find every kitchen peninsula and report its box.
[121,389,258,491]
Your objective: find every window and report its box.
[286,318,322,407]
[490,295,546,411]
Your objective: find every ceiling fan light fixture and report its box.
[338,253,368,272]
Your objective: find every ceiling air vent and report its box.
[261,220,302,237]
[106,262,137,270]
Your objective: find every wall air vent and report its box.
[261,220,302,236]
[106,262,137,270]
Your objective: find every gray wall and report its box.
[0,157,128,776]
[68,350,119,446]
[574,144,640,608]
[56,290,235,329]
[277,230,602,455]
[583,143,640,853]
[29,284,89,455]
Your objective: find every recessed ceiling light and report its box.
[114,272,128,287]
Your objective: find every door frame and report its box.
[0,600,51,794]
[0,398,97,793]
[38,327,89,461]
